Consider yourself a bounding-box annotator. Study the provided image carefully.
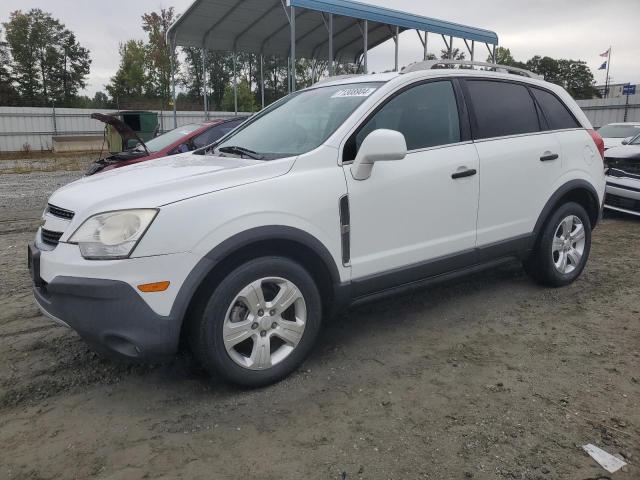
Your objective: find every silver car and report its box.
[604,133,640,217]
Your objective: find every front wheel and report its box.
[190,256,322,387]
[524,201,592,287]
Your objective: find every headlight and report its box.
[68,209,158,259]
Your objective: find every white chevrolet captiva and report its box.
[30,62,606,387]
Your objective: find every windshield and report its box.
[597,124,640,138]
[630,134,640,145]
[216,82,383,159]
[143,124,202,152]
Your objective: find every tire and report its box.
[523,201,592,287]
[190,256,322,387]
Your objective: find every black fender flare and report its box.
[169,226,343,326]
[531,179,600,246]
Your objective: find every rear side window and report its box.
[531,88,580,130]
[466,80,540,139]
[350,81,460,157]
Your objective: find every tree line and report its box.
[0,8,600,111]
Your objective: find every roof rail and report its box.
[314,74,364,86]
[401,60,543,80]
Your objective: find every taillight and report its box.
[587,129,605,160]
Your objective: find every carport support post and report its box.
[471,40,475,61]
[423,32,428,60]
[290,5,296,92]
[202,47,208,120]
[394,26,399,71]
[493,44,497,64]
[170,37,177,128]
[233,52,238,115]
[363,20,368,74]
[328,14,334,76]
[260,54,265,109]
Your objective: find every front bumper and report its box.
[33,275,181,360]
[604,174,640,217]
[28,242,194,361]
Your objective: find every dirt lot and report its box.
[0,163,638,480]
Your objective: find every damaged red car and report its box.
[87,114,247,175]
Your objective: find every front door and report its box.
[342,80,480,294]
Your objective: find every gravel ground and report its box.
[0,166,638,480]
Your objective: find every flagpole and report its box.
[605,46,612,98]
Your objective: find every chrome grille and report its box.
[606,193,640,213]
[47,204,75,220]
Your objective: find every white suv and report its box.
[29,62,606,386]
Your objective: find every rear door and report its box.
[463,79,563,247]
[343,80,481,287]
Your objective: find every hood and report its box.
[603,137,626,150]
[604,144,640,160]
[49,153,296,221]
[91,113,150,155]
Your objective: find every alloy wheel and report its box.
[222,277,307,370]
[552,215,586,274]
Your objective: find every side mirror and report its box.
[351,129,407,181]
[125,139,141,150]
[621,136,633,145]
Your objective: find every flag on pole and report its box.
[599,61,607,70]
[600,49,610,57]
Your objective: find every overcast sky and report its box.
[1,0,638,96]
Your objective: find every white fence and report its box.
[576,97,640,128]
[1,98,639,152]
[0,106,245,153]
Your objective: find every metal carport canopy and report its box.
[168,0,498,60]
[166,0,498,126]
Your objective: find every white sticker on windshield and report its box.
[331,87,377,98]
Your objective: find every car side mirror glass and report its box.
[351,129,407,181]
[126,139,140,150]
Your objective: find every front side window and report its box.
[532,88,580,130]
[215,82,383,159]
[346,81,461,160]
[467,80,540,139]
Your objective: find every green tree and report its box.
[142,7,177,108]
[489,47,527,69]
[526,56,562,84]
[0,27,19,105]
[440,48,465,60]
[3,9,91,105]
[221,78,256,112]
[557,59,599,99]
[207,51,234,110]
[91,91,111,108]
[56,30,91,102]
[180,46,204,100]
[106,40,147,102]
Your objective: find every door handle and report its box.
[540,153,559,162]
[451,168,477,179]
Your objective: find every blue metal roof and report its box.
[289,0,498,45]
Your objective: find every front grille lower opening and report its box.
[41,229,63,247]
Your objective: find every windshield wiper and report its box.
[217,146,264,160]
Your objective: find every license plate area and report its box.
[28,244,44,288]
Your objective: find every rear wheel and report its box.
[524,202,592,287]
[190,256,322,387]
